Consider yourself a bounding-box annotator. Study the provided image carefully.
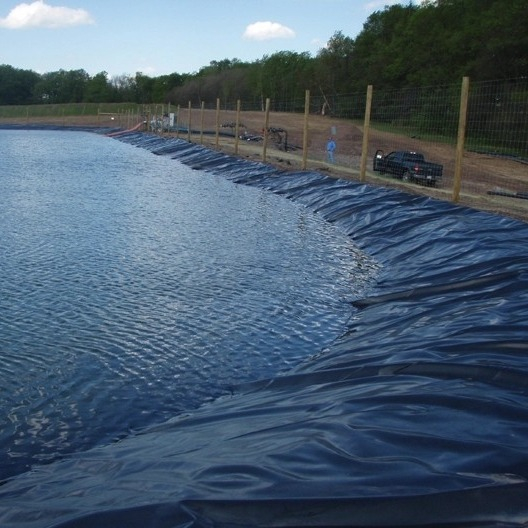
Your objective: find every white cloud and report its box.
[0,0,94,29]
[243,21,295,41]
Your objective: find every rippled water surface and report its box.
[0,129,379,480]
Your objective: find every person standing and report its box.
[326,137,336,163]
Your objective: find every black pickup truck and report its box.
[373,150,443,186]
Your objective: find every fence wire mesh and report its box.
[199,77,527,221]
[1,77,526,220]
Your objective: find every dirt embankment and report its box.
[186,110,527,222]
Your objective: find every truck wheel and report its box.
[402,171,412,182]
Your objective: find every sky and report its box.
[0,0,415,78]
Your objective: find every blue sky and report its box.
[0,0,414,78]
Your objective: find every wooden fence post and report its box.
[200,101,205,144]
[235,99,241,155]
[453,76,470,203]
[302,90,310,170]
[215,98,220,148]
[262,98,270,163]
[187,101,192,142]
[359,85,373,182]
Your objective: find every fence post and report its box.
[235,99,241,155]
[200,101,205,144]
[262,98,270,163]
[215,98,220,148]
[359,85,373,182]
[187,101,192,142]
[452,76,470,203]
[302,89,310,170]
[176,105,180,138]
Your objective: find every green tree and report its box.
[349,0,527,89]
[350,4,418,89]
[470,0,528,79]
[109,74,136,102]
[84,71,112,103]
[32,69,89,104]
[133,72,156,104]
[316,31,355,95]
[0,64,40,104]
[256,51,314,109]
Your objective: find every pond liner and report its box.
[1,133,528,527]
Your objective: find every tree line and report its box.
[0,0,525,108]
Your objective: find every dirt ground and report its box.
[160,108,527,222]
[4,111,527,222]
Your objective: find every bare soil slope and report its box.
[197,110,527,221]
[4,111,527,221]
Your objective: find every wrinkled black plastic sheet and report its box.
[1,133,528,527]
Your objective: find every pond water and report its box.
[0,129,379,481]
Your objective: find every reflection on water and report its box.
[0,130,380,480]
